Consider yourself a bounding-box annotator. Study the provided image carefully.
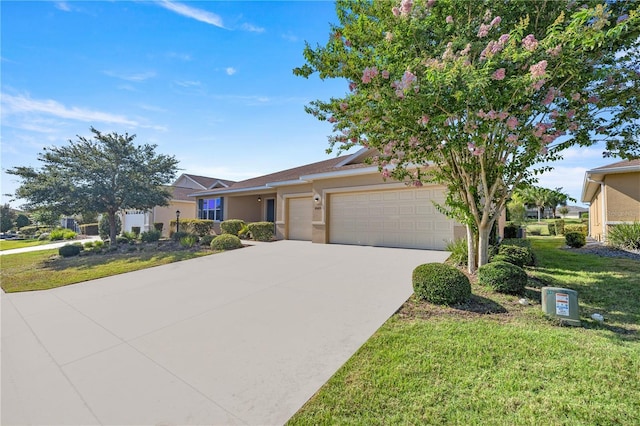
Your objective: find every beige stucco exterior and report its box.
[153,200,196,237]
[582,162,640,242]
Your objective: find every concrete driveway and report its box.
[1,241,449,425]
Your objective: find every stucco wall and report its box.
[589,186,603,241]
[605,173,640,223]
[154,201,196,237]
[225,194,273,224]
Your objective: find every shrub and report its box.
[94,240,104,248]
[99,215,121,239]
[247,222,274,242]
[83,241,94,249]
[412,263,471,305]
[445,239,468,267]
[154,222,164,232]
[180,235,198,248]
[50,228,76,241]
[140,229,162,243]
[121,231,137,242]
[497,244,535,267]
[20,225,39,237]
[211,234,243,251]
[200,234,215,246]
[131,226,141,236]
[547,222,556,236]
[171,231,191,242]
[607,222,640,251]
[565,224,587,235]
[555,219,565,235]
[565,231,586,248]
[80,223,99,235]
[192,220,215,237]
[478,261,527,295]
[220,219,246,236]
[59,244,81,258]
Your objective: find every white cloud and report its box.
[156,1,225,28]
[1,93,139,126]
[281,32,298,42]
[103,70,156,82]
[225,67,237,76]
[241,23,265,33]
[174,80,201,87]
[55,2,71,12]
[166,51,192,61]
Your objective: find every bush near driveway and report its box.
[412,263,471,305]
[478,261,527,295]
[211,234,243,251]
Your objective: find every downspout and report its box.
[587,177,606,242]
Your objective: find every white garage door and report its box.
[288,197,312,241]
[329,188,454,250]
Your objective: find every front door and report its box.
[266,198,276,223]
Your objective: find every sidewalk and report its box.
[0,236,102,256]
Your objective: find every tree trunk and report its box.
[108,210,117,245]
[466,224,477,274]
[477,223,492,267]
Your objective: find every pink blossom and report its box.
[542,134,556,144]
[487,110,498,120]
[534,123,546,137]
[498,33,510,45]
[529,60,547,78]
[507,134,518,143]
[506,116,518,130]
[442,42,455,61]
[340,102,348,111]
[400,0,413,16]
[392,6,400,16]
[409,136,419,147]
[419,114,430,125]
[473,146,485,156]
[382,70,390,79]
[382,168,390,178]
[490,16,502,26]
[566,109,576,119]
[550,110,559,119]
[477,24,490,38]
[571,92,581,101]
[543,88,556,105]
[349,81,357,91]
[412,180,424,187]
[427,0,435,7]
[522,34,538,51]
[540,147,548,155]
[385,32,394,41]
[477,110,487,119]
[492,68,506,80]
[568,122,578,131]
[459,43,471,56]
[328,116,337,123]
[498,111,509,120]
[361,66,379,83]
[345,39,352,47]
[532,79,546,91]
[395,89,405,98]
[588,96,599,104]
[446,15,454,24]
[547,44,562,57]
[468,142,476,151]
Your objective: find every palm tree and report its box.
[545,188,576,218]
[517,186,551,222]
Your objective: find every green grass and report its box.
[1,248,213,292]
[0,239,51,251]
[288,237,640,425]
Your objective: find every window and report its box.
[198,197,223,221]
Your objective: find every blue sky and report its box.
[1,1,613,209]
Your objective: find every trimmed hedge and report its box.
[412,263,471,305]
[169,219,215,236]
[220,219,246,236]
[565,231,586,248]
[565,224,587,235]
[503,223,519,239]
[497,244,535,267]
[140,229,161,243]
[500,238,531,248]
[211,234,243,251]
[59,244,81,258]
[248,222,274,242]
[478,261,527,295]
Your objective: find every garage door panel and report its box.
[329,188,454,250]
[288,197,312,241]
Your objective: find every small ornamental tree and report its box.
[296,0,639,271]
[8,128,179,244]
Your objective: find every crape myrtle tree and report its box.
[8,127,179,244]
[295,0,639,271]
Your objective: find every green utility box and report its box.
[541,287,580,326]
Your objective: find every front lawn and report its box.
[288,237,640,425]
[0,239,51,251]
[1,247,214,292]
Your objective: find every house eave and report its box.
[300,166,380,181]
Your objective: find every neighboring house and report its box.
[192,149,465,250]
[581,159,640,242]
[560,205,589,219]
[122,174,235,236]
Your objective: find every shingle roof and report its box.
[192,153,375,196]
[183,174,236,189]
[169,186,199,202]
[593,158,640,170]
